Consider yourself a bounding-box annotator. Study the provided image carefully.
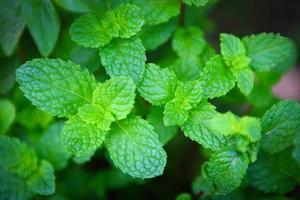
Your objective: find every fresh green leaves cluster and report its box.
[16,58,166,179]
[0,136,55,199]
[11,1,300,198]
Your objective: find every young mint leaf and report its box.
[21,0,60,56]
[164,98,190,126]
[163,80,202,126]
[131,0,180,25]
[204,150,249,194]
[242,33,295,71]
[199,55,236,98]
[69,4,144,48]
[78,104,114,130]
[261,100,300,154]
[220,33,250,69]
[105,116,167,179]
[181,102,228,151]
[139,19,176,51]
[240,117,261,143]
[139,63,177,106]
[107,3,144,38]
[36,122,70,171]
[62,116,107,156]
[92,77,136,120]
[0,99,15,135]
[69,14,112,48]
[236,67,254,95]
[248,150,300,193]
[172,27,206,59]
[0,136,38,178]
[99,37,146,84]
[183,0,210,6]
[16,58,97,118]
[0,0,25,56]
[27,160,55,195]
[147,107,178,145]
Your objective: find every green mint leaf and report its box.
[181,102,228,151]
[27,160,55,195]
[0,0,25,56]
[0,136,38,178]
[21,0,60,56]
[172,27,206,59]
[36,122,71,171]
[78,104,114,130]
[62,116,107,156]
[99,37,146,84]
[236,67,254,95]
[139,19,176,51]
[0,166,32,200]
[220,33,250,69]
[92,77,136,120]
[183,0,210,6]
[261,100,300,154]
[248,150,300,193]
[139,63,177,106]
[105,116,167,179]
[53,0,104,13]
[163,80,202,126]
[16,58,97,118]
[171,56,202,82]
[204,150,249,194]
[131,0,180,25]
[69,4,144,48]
[239,116,261,143]
[199,55,236,98]
[105,3,144,38]
[69,14,111,48]
[163,98,190,126]
[242,33,295,71]
[147,107,178,145]
[0,99,15,135]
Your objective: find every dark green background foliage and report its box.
[1,0,300,199]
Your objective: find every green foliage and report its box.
[2,1,300,199]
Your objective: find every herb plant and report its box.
[1,0,300,199]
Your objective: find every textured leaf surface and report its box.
[62,116,107,156]
[139,63,177,106]
[147,107,178,145]
[0,136,37,178]
[204,150,249,194]
[36,122,70,170]
[69,14,111,48]
[93,77,136,120]
[199,55,236,98]
[261,100,300,154]
[16,58,97,118]
[181,102,228,151]
[248,150,300,193]
[0,99,15,135]
[236,67,254,95]
[171,57,202,82]
[27,160,55,195]
[172,27,206,58]
[21,0,60,56]
[105,117,167,179]
[164,98,190,126]
[183,0,210,6]
[132,0,180,25]
[243,33,295,71]
[0,0,25,56]
[220,33,250,69]
[99,37,146,84]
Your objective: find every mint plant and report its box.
[1,0,300,199]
